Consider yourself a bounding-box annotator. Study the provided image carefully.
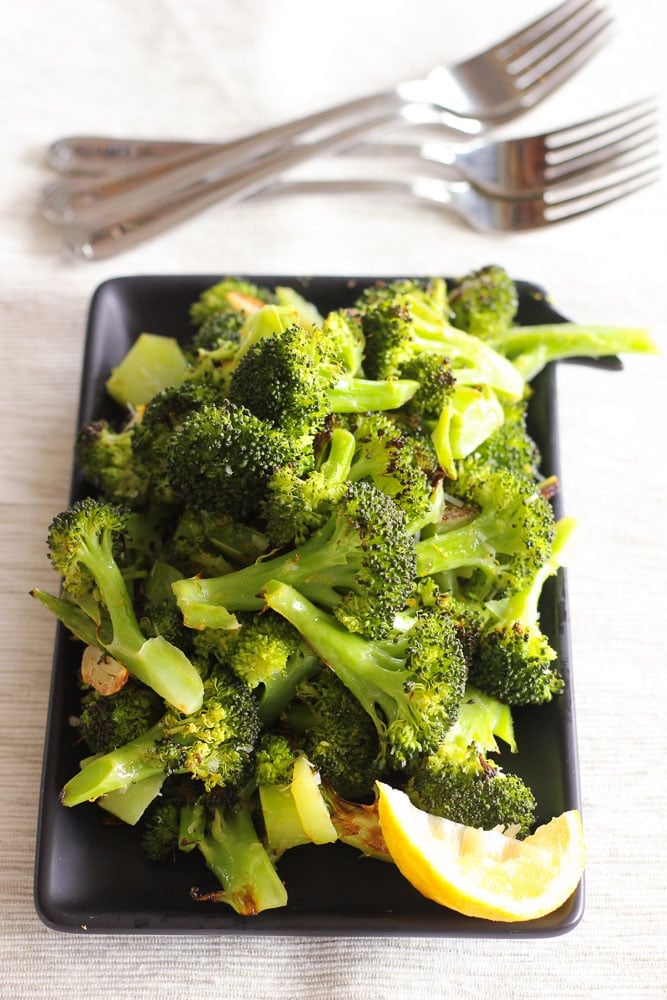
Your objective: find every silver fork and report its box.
[353,99,659,198]
[41,0,611,225]
[62,151,659,261]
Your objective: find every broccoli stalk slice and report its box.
[61,724,167,806]
[327,374,419,412]
[487,323,657,381]
[191,802,288,914]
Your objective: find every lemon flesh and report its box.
[376,782,585,922]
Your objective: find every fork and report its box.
[62,148,659,260]
[41,0,611,225]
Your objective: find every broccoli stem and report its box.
[487,324,657,381]
[192,805,288,915]
[261,580,412,741]
[30,588,102,647]
[60,725,166,806]
[328,375,419,413]
[414,518,496,577]
[174,506,370,624]
[318,426,356,483]
[76,529,203,714]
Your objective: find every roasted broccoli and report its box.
[61,674,260,806]
[37,497,204,714]
[263,579,468,770]
[448,264,519,339]
[174,481,417,639]
[77,679,162,755]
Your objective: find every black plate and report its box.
[34,274,584,936]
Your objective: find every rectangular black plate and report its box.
[34,274,584,936]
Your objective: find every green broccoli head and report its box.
[189,277,274,328]
[405,739,536,836]
[471,621,564,705]
[164,398,307,521]
[285,667,385,799]
[448,265,518,339]
[75,419,148,507]
[78,680,162,755]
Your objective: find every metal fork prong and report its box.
[512,6,613,90]
[544,158,660,215]
[547,121,659,176]
[544,99,658,154]
[546,137,660,188]
[490,0,598,61]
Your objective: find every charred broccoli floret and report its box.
[263,580,468,770]
[448,264,519,339]
[174,482,417,639]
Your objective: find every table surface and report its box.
[2,1,666,997]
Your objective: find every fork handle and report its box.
[43,89,410,222]
[62,113,405,260]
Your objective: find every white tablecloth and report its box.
[1,1,666,997]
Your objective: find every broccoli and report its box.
[131,381,225,500]
[260,425,357,546]
[448,265,519,339]
[320,308,366,376]
[357,277,524,401]
[60,674,260,806]
[38,498,204,714]
[402,681,535,834]
[405,741,536,836]
[453,398,542,486]
[228,322,419,442]
[415,467,556,602]
[75,418,148,506]
[344,412,443,533]
[189,277,274,328]
[254,734,338,855]
[284,667,385,799]
[141,796,181,861]
[469,517,575,705]
[189,795,288,914]
[486,322,658,381]
[164,398,308,521]
[174,481,417,639]
[262,579,468,770]
[77,679,162,755]
[194,611,319,724]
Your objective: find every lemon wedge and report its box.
[376,782,585,922]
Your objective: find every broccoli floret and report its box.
[174,482,417,639]
[164,398,307,521]
[189,277,274,328]
[61,674,260,806]
[194,611,319,724]
[75,419,148,506]
[131,381,225,500]
[448,265,519,339]
[415,467,556,602]
[263,580,468,770]
[260,426,357,546]
[454,399,542,486]
[77,680,162,754]
[321,308,365,376]
[228,322,419,441]
[344,412,443,533]
[469,517,575,705]
[141,796,181,862]
[284,667,385,799]
[40,498,203,714]
[358,277,524,401]
[405,739,536,836]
